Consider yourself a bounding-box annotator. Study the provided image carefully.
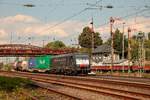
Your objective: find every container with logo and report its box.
[28,55,52,72]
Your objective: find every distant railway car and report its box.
[13,55,52,72]
[131,61,150,72]
[14,61,23,71]
[91,59,131,71]
[51,53,90,75]
[144,66,150,72]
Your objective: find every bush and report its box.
[0,76,32,92]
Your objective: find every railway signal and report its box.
[109,17,122,73]
[110,17,115,73]
[90,17,94,51]
[137,32,145,76]
[122,22,125,73]
[127,27,137,73]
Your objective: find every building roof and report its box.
[92,44,117,54]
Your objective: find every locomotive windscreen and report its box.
[75,54,89,65]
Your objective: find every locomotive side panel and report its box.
[51,53,90,75]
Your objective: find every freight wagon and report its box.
[28,55,52,72]
[13,55,52,72]
[13,53,91,75]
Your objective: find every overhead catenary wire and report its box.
[98,20,150,32]
[40,6,149,35]
[98,8,150,28]
[38,0,104,33]
[1,1,149,36]
[38,8,88,33]
[0,1,87,7]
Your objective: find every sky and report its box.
[0,0,150,47]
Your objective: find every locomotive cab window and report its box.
[75,57,89,65]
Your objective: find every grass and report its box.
[143,73,150,78]
[0,76,44,100]
[0,76,32,92]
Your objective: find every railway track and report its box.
[0,71,150,100]
[87,75,150,84]
[20,86,76,100]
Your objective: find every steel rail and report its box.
[14,71,150,89]
[0,72,84,100]
[32,81,86,100]
[1,71,150,89]
[1,71,150,100]
[31,78,143,100]
[6,71,150,85]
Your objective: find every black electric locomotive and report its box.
[50,53,90,75]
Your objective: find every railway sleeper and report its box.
[32,78,147,100]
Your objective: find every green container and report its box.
[35,55,52,69]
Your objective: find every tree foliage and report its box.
[148,32,150,40]
[130,37,139,60]
[145,39,150,60]
[105,29,128,56]
[105,30,150,60]
[131,32,150,60]
[78,26,103,48]
[45,40,66,49]
[114,29,128,55]
[145,40,150,49]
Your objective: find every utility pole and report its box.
[10,32,13,44]
[137,33,145,76]
[71,38,79,49]
[122,22,125,72]
[28,37,31,45]
[90,17,94,69]
[142,34,145,73]
[128,27,131,73]
[42,40,45,48]
[91,17,94,51]
[110,17,115,73]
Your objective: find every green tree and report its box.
[45,40,66,49]
[130,37,138,60]
[145,40,150,49]
[105,29,128,57]
[145,39,150,60]
[131,32,146,60]
[78,26,103,49]
[148,32,150,40]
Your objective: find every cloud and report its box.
[2,14,148,45]
[22,23,68,37]
[0,14,38,24]
[0,14,86,45]
[0,29,7,38]
[126,17,150,33]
